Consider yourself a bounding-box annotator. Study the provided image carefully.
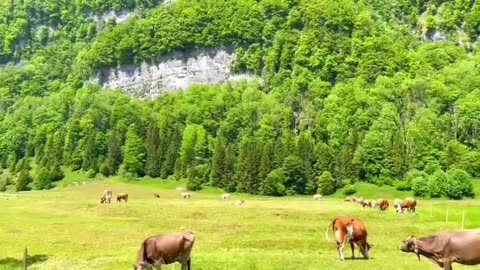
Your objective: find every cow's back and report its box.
[145,232,195,264]
[332,217,367,242]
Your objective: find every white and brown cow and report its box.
[313,194,323,200]
[234,199,246,206]
[133,231,195,270]
[399,197,417,213]
[220,193,230,200]
[400,229,480,270]
[326,216,372,261]
[100,190,112,204]
[393,198,402,212]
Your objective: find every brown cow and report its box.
[133,231,195,270]
[234,199,246,206]
[399,197,416,213]
[154,193,161,198]
[400,229,480,270]
[116,193,128,202]
[377,198,389,211]
[326,217,372,261]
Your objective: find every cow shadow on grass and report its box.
[0,254,48,268]
[344,257,373,260]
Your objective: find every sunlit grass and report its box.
[0,179,479,270]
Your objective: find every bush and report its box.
[86,168,97,178]
[405,169,428,186]
[33,167,53,190]
[446,169,474,199]
[49,165,65,182]
[412,176,428,197]
[428,170,448,198]
[99,162,110,177]
[16,169,32,191]
[343,184,356,195]
[395,181,411,191]
[0,180,6,192]
[186,165,209,191]
[260,168,286,196]
[317,171,336,195]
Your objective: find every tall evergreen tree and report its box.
[121,124,146,176]
[145,118,161,177]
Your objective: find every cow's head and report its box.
[400,236,420,260]
[132,262,147,270]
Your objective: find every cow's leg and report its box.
[443,261,452,270]
[337,244,345,261]
[350,242,355,259]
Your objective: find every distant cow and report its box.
[181,192,192,199]
[400,229,480,269]
[393,198,402,212]
[100,190,112,204]
[220,193,230,200]
[234,199,246,206]
[154,193,160,198]
[116,193,128,202]
[133,231,195,270]
[377,199,389,211]
[326,217,372,261]
[360,200,372,208]
[344,196,352,202]
[399,197,417,213]
[313,194,323,200]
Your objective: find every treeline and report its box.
[0,0,479,199]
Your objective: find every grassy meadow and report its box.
[1,178,480,270]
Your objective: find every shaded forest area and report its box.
[0,0,480,199]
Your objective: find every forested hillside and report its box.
[0,0,479,199]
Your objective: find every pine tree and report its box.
[82,130,97,171]
[121,124,146,176]
[106,129,122,175]
[145,118,161,177]
[161,123,182,178]
[210,136,226,188]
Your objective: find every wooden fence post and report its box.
[23,247,28,270]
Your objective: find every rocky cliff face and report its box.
[92,46,238,99]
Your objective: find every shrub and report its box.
[86,168,97,178]
[33,167,53,190]
[49,165,65,182]
[395,181,411,191]
[260,168,286,196]
[343,184,356,195]
[412,176,428,197]
[0,180,6,192]
[16,169,32,192]
[446,169,474,199]
[317,171,336,195]
[428,170,448,198]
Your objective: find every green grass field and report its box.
[1,179,479,270]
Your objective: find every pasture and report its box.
[0,179,480,270]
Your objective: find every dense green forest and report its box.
[0,0,479,199]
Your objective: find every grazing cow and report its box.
[326,217,372,261]
[116,193,128,202]
[220,193,230,200]
[234,199,246,206]
[344,196,352,202]
[181,192,192,199]
[370,200,379,208]
[377,199,389,211]
[399,197,417,213]
[393,198,402,212]
[400,229,480,270]
[133,231,195,270]
[313,194,323,200]
[354,197,365,205]
[100,190,112,204]
[360,200,372,208]
[154,193,161,198]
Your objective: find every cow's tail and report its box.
[325,219,336,242]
